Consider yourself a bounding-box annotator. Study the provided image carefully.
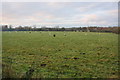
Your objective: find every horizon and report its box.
[1,24,118,28]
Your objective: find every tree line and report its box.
[2,25,120,34]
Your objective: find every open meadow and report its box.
[2,31,119,78]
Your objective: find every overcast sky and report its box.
[2,2,118,27]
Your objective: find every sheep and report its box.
[64,33,66,36]
[53,34,56,37]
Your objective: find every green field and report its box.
[2,31,119,78]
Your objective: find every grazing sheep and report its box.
[53,34,56,37]
[64,33,66,36]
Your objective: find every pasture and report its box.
[2,31,119,78]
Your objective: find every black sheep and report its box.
[53,34,56,37]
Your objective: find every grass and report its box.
[2,31,119,78]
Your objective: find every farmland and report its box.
[2,31,119,78]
